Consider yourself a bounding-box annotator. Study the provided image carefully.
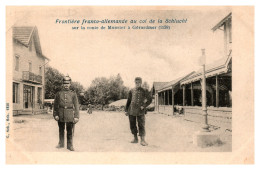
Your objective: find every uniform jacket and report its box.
[125,87,152,116]
[53,89,79,122]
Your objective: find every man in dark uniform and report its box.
[53,75,79,151]
[125,77,152,146]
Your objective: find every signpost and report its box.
[193,49,221,147]
[201,49,210,132]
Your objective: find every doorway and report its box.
[23,85,35,109]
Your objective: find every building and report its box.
[152,72,195,115]
[12,26,49,115]
[152,82,168,111]
[152,13,232,130]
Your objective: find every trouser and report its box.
[58,122,74,147]
[129,115,146,136]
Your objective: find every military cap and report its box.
[63,75,72,84]
[135,77,142,82]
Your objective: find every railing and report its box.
[22,71,42,84]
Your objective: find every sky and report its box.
[8,6,231,89]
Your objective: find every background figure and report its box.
[125,77,152,146]
[53,75,79,151]
[88,103,92,114]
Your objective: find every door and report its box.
[23,85,35,109]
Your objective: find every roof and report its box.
[152,82,168,91]
[212,12,232,31]
[181,51,232,85]
[157,71,195,92]
[13,26,49,60]
[109,99,127,107]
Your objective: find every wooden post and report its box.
[201,49,209,132]
[160,93,163,105]
[164,91,166,105]
[167,90,170,105]
[155,92,158,111]
[183,85,186,106]
[211,89,214,106]
[172,87,175,114]
[216,75,219,107]
[191,82,194,106]
[158,93,160,111]
[159,93,161,105]
[224,22,228,56]
[157,93,159,112]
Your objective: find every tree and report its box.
[107,74,124,101]
[45,66,64,99]
[121,86,130,99]
[142,81,150,90]
[85,73,130,109]
[45,66,86,100]
[86,77,110,109]
[70,81,84,97]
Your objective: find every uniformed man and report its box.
[53,75,79,151]
[125,77,152,146]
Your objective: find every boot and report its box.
[131,134,138,143]
[67,135,75,151]
[140,136,148,146]
[56,135,64,148]
[57,127,64,148]
[67,146,75,151]
[56,143,64,148]
[67,137,75,151]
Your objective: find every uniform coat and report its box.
[125,87,152,136]
[53,89,79,122]
[125,87,152,116]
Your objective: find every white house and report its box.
[12,26,49,115]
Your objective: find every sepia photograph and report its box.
[5,6,254,164]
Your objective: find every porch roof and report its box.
[158,71,196,92]
[152,82,168,91]
[212,12,232,31]
[180,51,232,85]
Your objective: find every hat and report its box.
[63,75,71,84]
[135,77,142,82]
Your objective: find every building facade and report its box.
[152,72,195,115]
[12,26,49,115]
[152,13,232,130]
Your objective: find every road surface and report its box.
[10,111,231,152]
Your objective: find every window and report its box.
[15,55,19,71]
[29,62,32,72]
[39,66,42,75]
[13,83,19,103]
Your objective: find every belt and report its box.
[60,106,73,109]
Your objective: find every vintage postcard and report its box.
[5,6,254,164]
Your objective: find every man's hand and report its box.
[54,116,59,121]
[140,106,144,110]
[125,112,129,116]
[73,118,79,124]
